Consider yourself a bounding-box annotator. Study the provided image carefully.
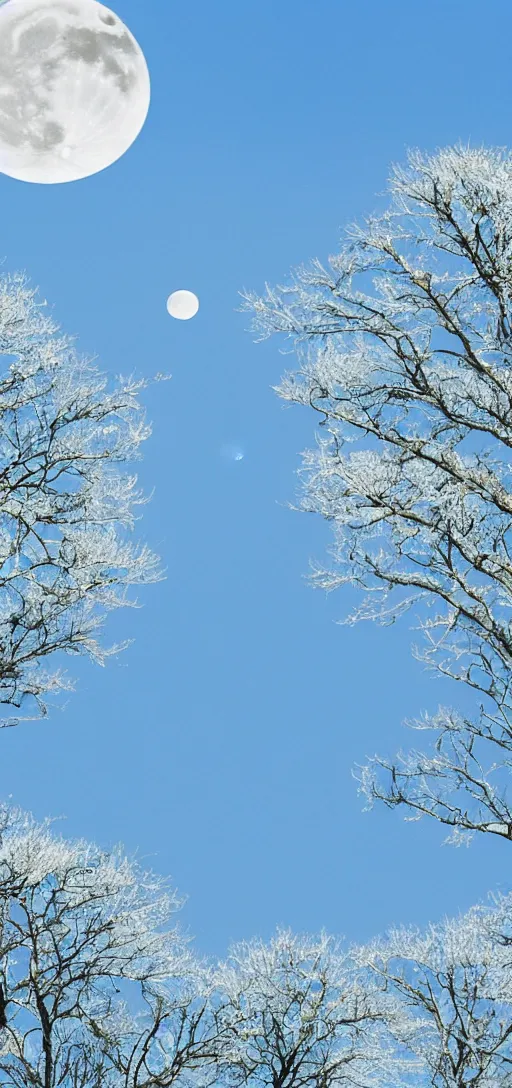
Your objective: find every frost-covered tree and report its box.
[210,926,400,1088]
[85,973,222,1088]
[0,270,164,726]
[3,803,512,1088]
[350,894,512,1088]
[241,143,512,847]
[0,804,218,1088]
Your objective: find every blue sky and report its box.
[0,0,511,961]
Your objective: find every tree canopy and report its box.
[0,272,163,726]
[242,144,512,847]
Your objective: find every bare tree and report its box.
[0,803,216,1088]
[241,143,512,846]
[2,805,512,1088]
[86,974,223,1088]
[350,893,512,1088]
[0,269,165,727]
[210,926,403,1088]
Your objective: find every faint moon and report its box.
[221,443,245,462]
[0,0,150,184]
[167,290,199,321]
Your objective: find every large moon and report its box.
[0,0,150,183]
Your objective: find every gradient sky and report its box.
[0,0,511,962]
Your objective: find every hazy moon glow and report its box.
[221,443,245,462]
[0,0,150,183]
[167,290,200,320]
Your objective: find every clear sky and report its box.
[1,0,511,961]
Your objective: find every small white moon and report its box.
[167,290,199,321]
[0,0,150,184]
